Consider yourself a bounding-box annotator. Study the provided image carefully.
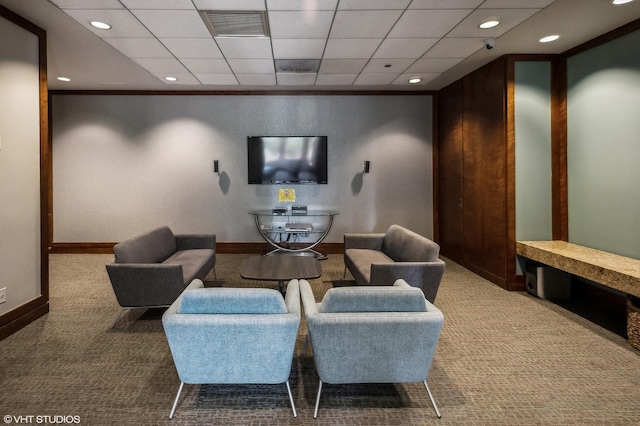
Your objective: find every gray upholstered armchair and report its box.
[162,279,301,419]
[300,279,444,419]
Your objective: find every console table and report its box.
[249,209,339,259]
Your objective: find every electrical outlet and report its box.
[0,287,6,304]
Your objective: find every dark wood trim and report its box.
[0,298,50,341]
[49,89,436,97]
[432,92,440,244]
[50,241,345,255]
[563,18,640,58]
[551,57,569,241]
[505,57,518,290]
[0,5,49,340]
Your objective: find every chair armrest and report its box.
[106,263,186,308]
[285,279,301,315]
[370,259,446,302]
[175,234,216,251]
[299,279,319,316]
[343,233,385,251]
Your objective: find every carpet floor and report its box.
[1,253,639,425]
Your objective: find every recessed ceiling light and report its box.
[612,0,634,5]
[57,77,71,82]
[539,35,560,43]
[90,21,111,30]
[409,77,422,84]
[479,17,501,29]
[165,76,178,82]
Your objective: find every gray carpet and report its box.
[1,253,639,425]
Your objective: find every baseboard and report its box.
[0,296,49,341]
[50,241,345,255]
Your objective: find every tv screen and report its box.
[248,136,328,184]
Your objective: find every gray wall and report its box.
[567,30,640,258]
[0,15,42,314]
[52,95,434,244]
[515,61,553,243]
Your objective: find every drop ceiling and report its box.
[1,0,640,91]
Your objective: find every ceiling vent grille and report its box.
[200,10,270,37]
[275,59,321,73]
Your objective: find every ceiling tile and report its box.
[405,58,463,73]
[181,59,232,73]
[120,0,195,9]
[408,0,483,9]
[481,0,555,8]
[353,73,398,85]
[103,38,173,58]
[330,10,403,38]
[388,9,472,38]
[227,59,275,74]
[362,58,415,74]
[267,0,338,11]
[319,59,368,74]
[133,58,190,73]
[272,39,326,59]
[276,73,318,85]
[268,11,334,38]
[194,73,240,85]
[193,0,266,11]
[51,0,123,8]
[215,37,273,59]
[448,9,541,38]
[373,38,438,59]
[130,10,211,38]
[235,74,277,85]
[323,39,382,59]
[423,38,483,58]
[338,0,411,9]
[160,38,223,59]
[61,9,153,38]
[315,74,358,85]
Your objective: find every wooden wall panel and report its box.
[435,80,464,261]
[462,58,508,286]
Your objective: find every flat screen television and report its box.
[248,136,328,184]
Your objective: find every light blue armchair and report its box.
[300,279,444,419]
[162,279,301,419]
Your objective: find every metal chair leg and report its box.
[285,380,297,418]
[342,266,347,279]
[313,380,323,418]
[110,309,126,329]
[423,379,441,418]
[169,381,185,419]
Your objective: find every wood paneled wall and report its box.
[436,57,516,290]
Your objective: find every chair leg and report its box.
[423,379,441,419]
[110,309,126,328]
[342,266,347,279]
[285,380,297,418]
[313,380,323,418]
[169,381,185,419]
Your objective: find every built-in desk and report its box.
[516,241,640,298]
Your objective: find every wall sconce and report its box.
[213,160,219,174]
[363,160,370,174]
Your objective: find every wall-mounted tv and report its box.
[248,136,328,184]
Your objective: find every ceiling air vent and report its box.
[200,10,270,37]
[275,59,321,73]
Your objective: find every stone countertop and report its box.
[516,240,640,298]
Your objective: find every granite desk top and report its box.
[516,240,640,298]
